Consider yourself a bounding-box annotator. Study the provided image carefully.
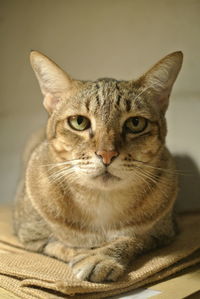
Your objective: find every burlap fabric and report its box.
[0,206,200,299]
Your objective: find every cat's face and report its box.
[49,79,166,189]
[30,51,183,190]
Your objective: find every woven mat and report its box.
[0,206,200,299]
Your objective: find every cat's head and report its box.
[30,51,183,190]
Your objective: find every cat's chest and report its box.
[89,198,117,227]
[73,189,133,229]
[57,190,138,248]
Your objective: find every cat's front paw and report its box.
[69,253,125,282]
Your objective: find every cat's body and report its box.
[14,51,183,282]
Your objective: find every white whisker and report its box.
[134,167,170,186]
[48,166,74,177]
[134,161,186,175]
[40,159,84,170]
[134,168,169,198]
[133,84,157,102]
[49,169,76,186]
[133,170,152,194]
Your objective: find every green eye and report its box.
[124,117,147,134]
[68,115,90,131]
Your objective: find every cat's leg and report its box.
[68,212,177,282]
[43,239,125,282]
[68,236,142,282]
[43,240,90,262]
[42,235,158,282]
[41,213,176,282]
[13,186,51,252]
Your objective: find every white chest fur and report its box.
[71,188,137,246]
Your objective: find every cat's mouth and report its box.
[93,170,121,182]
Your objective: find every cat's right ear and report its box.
[137,51,183,113]
[30,51,75,114]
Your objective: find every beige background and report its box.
[0,0,200,210]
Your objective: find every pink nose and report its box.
[96,150,118,165]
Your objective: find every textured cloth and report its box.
[0,206,200,299]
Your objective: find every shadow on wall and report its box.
[175,155,200,212]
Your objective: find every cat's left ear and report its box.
[30,51,76,113]
[139,51,183,113]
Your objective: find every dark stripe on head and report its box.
[96,94,100,106]
[116,82,122,106]
[85,98,90,111]
[115,82,120,91]
[116,95,121,106]
[95,83,101,107]
[125,99,132,112]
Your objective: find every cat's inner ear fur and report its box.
[138,51,183,113]
[30,51,75,113]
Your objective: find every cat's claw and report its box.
[69,254,125,282]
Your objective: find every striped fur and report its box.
[14,51,183,282]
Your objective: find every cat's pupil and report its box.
[77,116,84,125]
[132,117,139,126]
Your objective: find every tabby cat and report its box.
[14,50,183,282]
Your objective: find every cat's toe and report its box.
[70,254,100,281]
[70,254,125,282]
[89,258,124,282]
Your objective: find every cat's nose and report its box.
[96,150,119,166]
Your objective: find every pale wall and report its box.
[0,0,200,209]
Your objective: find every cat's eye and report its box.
[124,117,148,134]
[68,115,90,131]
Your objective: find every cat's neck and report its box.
[67,180,142,216]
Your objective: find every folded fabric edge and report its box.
[19,250,200,298]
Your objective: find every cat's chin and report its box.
[90,171,122,190]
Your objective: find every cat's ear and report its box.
[30,51,75,113]
[139,51,183,113]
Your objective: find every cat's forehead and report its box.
[61,79,158,122]
[74,79,140,109]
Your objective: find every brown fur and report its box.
[13,51,183,282]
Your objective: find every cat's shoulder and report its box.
[22,127,46,165]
